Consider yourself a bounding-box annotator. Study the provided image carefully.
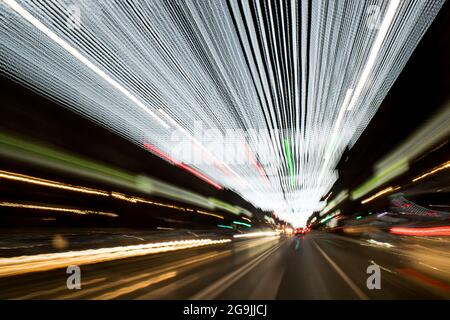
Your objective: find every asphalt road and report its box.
[0,232,449,299]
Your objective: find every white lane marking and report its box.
[13,277,106,300]
[313,241,369,300]
[95,271,177,300]
[136,273,201,300]
[369,260,397,274]
[295,238,300,250]
[58,251,227,299]
[136,238,281,299]
[418,261,441,271]
[190,240,284,300]
[248,248,286,299]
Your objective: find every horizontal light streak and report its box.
[361,186,400,204]
[353,106,450,201]
[143,143,180,165]
[233,231,279,238]
[217,224,233,229]
[196,210,224,220]
[0,170,109,196]
[156,227,176,231]
[0,169,229,218]
[178,163,222,190]
[143,143,222,190]
[0,238,231,277]
[0,130,225,211]
[390,226,450,237]
[111,192,138,203]
[319,210,341,224]
[232,221,252,228]
[412,160,450,182]
[0,202,118,218]
[321,190,348,216]
[351,159,408,201]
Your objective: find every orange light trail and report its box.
[390,226,450,236]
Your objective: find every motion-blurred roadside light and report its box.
[233,231,279,239]
[52,234,69,250]
[233,221,252,228]
[0,238,231,277]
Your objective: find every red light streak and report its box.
[397,268,450,291]
[178,163,222,190]
[390,226,450,236]
[144,143,222,190]
[143,143,180,165]
[242,142,270,186]
[190,141,232,177]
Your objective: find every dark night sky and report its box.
[332,1,450,195]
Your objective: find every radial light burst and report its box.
[0,0,444,226]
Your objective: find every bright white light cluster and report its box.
[0,0,444,226]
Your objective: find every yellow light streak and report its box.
[0,170,109,196]
[0,169,229,218]
[361,186,400,204]
[0,202,118,218]
[111,192,138,203]
[412,160,450,182]
[196,210,224,219]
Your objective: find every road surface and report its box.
[0,232,449,299]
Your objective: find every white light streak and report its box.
[0,238,231,277]
[347,0,401,111]
[4,0,171,130]
[233,231,280,239]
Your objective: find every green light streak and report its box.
[217,224,233,229]
[208,198,240,215]
[319,215,333,224]
[319,210,341,224]
[284,139,295,188]
[0,131,135,184]
[356,216,362,220]
[351,158,408,200]
[233,221,251,228]
[0,130,221,210]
